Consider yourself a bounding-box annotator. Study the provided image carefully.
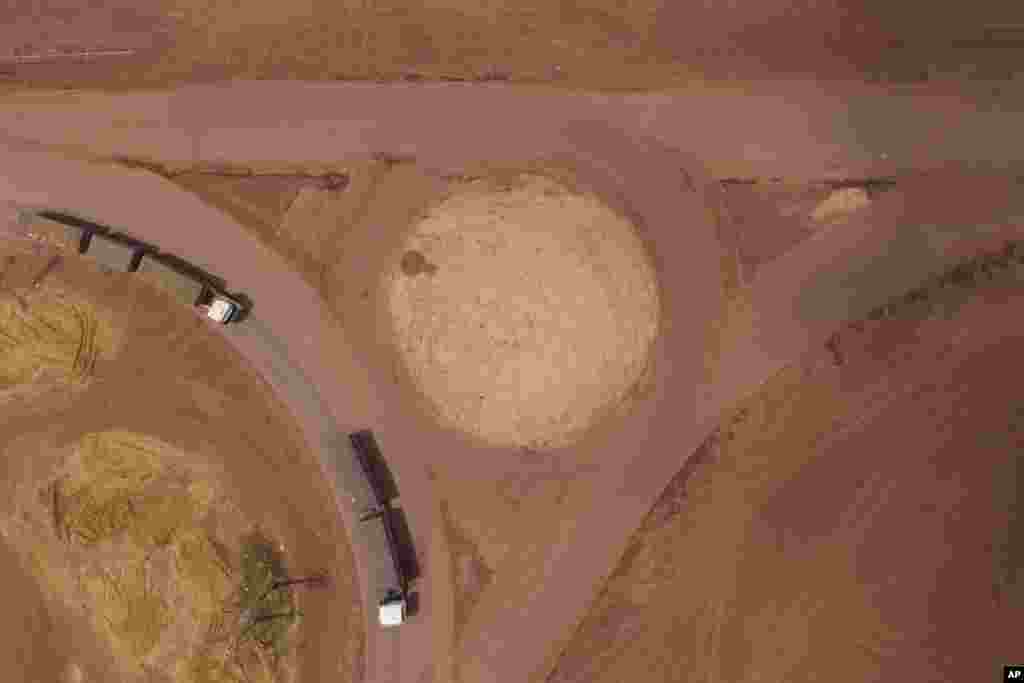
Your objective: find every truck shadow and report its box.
[405,589,421,619]
[386,505,421,619]
[150,251,228,291]
[387,505,421,584]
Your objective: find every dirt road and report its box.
[221,315,429,683]
[0,79,1021,182]
[2,81,1022,683]
[4,0,1024,91]
[0,146,435,683]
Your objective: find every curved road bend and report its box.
[3,83,1024,683]
[223,317,408,683]
[0,145,430,683]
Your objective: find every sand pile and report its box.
[388,173,659,449]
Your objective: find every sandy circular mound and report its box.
[388,173,660,449]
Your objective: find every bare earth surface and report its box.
[1,79,1023,182]
[1,78,1023,683]
[0,536,76,682]
[549,242,1024,683]
[2,0,1024,90]
[387,173,660,451]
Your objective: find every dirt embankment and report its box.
[547,241,1024,683]
[2,0,1021,92]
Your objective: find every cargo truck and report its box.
[32,210,246,324]
[135,253,245,324]
[337,429,408,626]
[334,432,387,520]
[361,506,408,627]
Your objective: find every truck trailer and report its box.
[83,231,141,272]
[334,433,386,520]
[360,507,408,627]
[31,210,246,324]
[135,253,245,324]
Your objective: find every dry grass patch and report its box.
[0,294,112,388]
[16,431,304,683]
[85,562,172,661]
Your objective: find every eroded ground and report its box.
[164,158,669,679]
[2,0,1023,92]
[2,3,1023,678]
[0,240,362,683]
[169,162,1024,683]
[15,135,1022,683]
[547,240,1024,683]
[158,162,886,681]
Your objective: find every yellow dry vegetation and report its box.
[183,652,244,683]
[46,431,296,682]
[182,647,276,683]
[61,431,164,546]
[51,431,261,679]
[84,563,170,662]
[175,529,233,624]
[0,296,110,387]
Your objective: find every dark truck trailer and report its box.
[83,232,143,272]
[342,429,408,627]
[33,211,141,272]
[28,210,245,324]
[135,253,207,307]
[333,432,386,520]
[29,212,146,274]
[361,506,408,627]
[131,253,245,324]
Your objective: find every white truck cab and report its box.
[204,295,239,323]
[199,291,244,324]
[379,591,407,627]
[363,507,409,628]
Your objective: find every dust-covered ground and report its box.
[158,160,901,683]
[546,241,1024,683]
[0,535,79,682]
[163,157,669,680]
[135,155,1024,683]
[2,3,1022,678]
[386,173,660,451]
[0,239,363,683]
[1,0,1023,92]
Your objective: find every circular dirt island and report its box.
[388,173,660,450]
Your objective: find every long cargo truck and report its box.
[361,506,409,627]
[338,429,409,627]
[333,431,384,520]
[30,210,246,324]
